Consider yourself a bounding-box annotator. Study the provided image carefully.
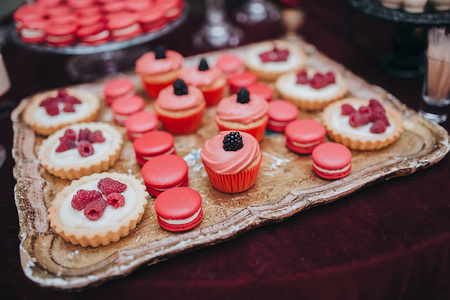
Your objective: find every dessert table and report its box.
[0,0,449,299]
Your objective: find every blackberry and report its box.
[223,131,244,151]
[198,58,209,71]
[236,88,250,104]
[173,79,188,95]
[154,45,167,59]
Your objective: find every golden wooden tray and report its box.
[12,38,450,290]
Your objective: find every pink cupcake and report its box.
[215,88,269,142]
[153,79,206,134]
[200,131,262,193]
[179,58,226,106]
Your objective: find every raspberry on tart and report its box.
[38,122,123,180]
[321,98,404,150]
[276,67,348,111]
[23,88,101,136]
[47,172,149,247]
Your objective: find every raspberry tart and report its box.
[23,88,100,136]
[276,67,348,111]
[38,122,123,180]
[244,41,306,81]
[321,98,404,151]
[47,172,148,247]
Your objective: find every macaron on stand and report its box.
[10,37,450,290]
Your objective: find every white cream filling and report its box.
[160,208,201,225]
[313,161,350,174]
[149,178,185,191]
[59,179,138,229]
[140,147,175,159]
[268,119,289,127]
[82,30,109,42]
[247,46,301,72]
[21,28,44,38]
[290,139,322,148]
[278,73,340,99]
[50,132,111,166]
[34,101,90,126]
[112,23,140,36]
[46,34,75,43]
[114,114,129,123]
[331,106,395,138]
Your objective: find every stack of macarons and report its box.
[13,0,185,47]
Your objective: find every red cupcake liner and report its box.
[203,152,262,193]
[157,105,205,135]
[216,118,268,142]
[202,85,225,106]
[142,81,174,99]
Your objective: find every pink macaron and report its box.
[228,71,258,94]
[125,111,159,141]
[247,82,273,102]
[107,12,142,41]
[312,142,352,180]
[20,19,47,43]
[133,130,176,165]
[141,154,188,197]
[267,100,299,132]
[77,23,110,45]
[138,7,167,32]
[156,0,184,21]
[103,77,135,106]
[13,4,46,31]
[285,119,326,154]
[215,53,244,77]
[44,22,78,46]
[111,94,145,125]
[154,187,203,232]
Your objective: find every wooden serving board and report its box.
[12,37,450,290]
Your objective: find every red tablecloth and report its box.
[0,0,449,299]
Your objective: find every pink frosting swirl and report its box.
[156,84,204,111]
[179,66,223,87]
[216,94,268,124]
[135,50,184,75]
[200,131,260,174]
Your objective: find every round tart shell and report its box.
[244,41,307,81]
[275,68,348,112]
[38,122,123,180]
[321,98,404,151]
[23,88,100,136]
[47,172,149,247]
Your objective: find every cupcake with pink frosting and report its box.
[135,46,184,98]
[200,131,262,193]
[179,58,226,106]
[215,88,269,142]
[153,79,206,134]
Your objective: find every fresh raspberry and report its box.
[84,198,107,221]
[369,106,386,122]
[359,106,372,118]
[106,193,125,209]
[78,128,92,141]
[63,129,77,140]
[370,119,387,133]
[65,95,82,105]
[323,71,336,84]
[349,111,370,127]
[55,135,77,152]
[368,99,385,112]
[296,71,309,85]
[71,189,103,210]
[63,103,75,112]
[98,177,127,196]
[77,140,94,157]
[45,103,59,116]
[40,97,55,107]
[310,73,325,89]
[259,46,289,62]
[88,130,105,143]
[341,104,355,115]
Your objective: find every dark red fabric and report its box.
[1,0,449,299]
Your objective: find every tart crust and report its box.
[23,88,100,136]
[47,172,149,247]
[38,122,123,180]
[276,68,348,111]
[321,98,404,151]
[244,40,307,81]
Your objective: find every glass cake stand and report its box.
[347,0,450,78]
[9,4,189,82]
